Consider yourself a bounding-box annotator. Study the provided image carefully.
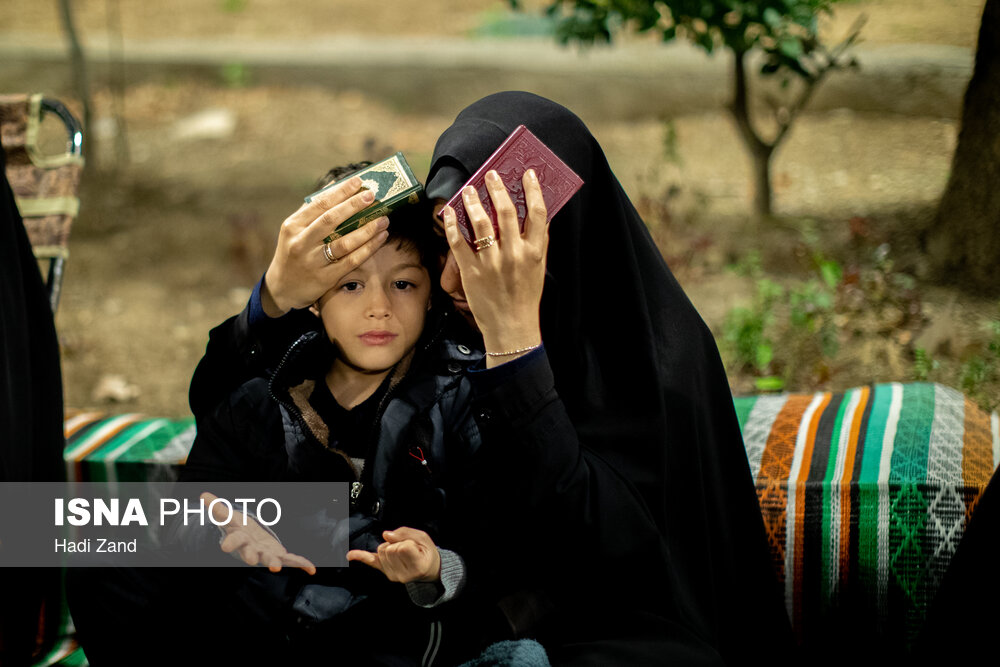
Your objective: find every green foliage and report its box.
[723,252,777,379]
[789,278,838,357]
[959,310,1000,407]
[960,356,991,394]
[514,1,860,217]
[474,8,557,38]
[523,0,844,81]
[755,376,787,391]
[220,62,251,88]
[791,249,841,357]
[722,240,842,391]
[989,317,1000,356]
[221,0,247,12]
[717,225,994,402]
[661,118,682,166]
[912,348,938,381]
[838,242,922,342]
[818,258,843,290]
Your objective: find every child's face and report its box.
[316,241,431,373]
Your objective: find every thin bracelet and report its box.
[485,343,541,358]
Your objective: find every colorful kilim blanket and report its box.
[35,413,195,666]
[62,410,194,484]
[733,382,999,647]
[39,382,999,664]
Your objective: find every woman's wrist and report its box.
[260,272,290,318]
[480,314,540,347]
[482,328,541,369]
[482,334,540,356]
[485,347,537,368]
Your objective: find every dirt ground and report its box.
[5,1,997,417]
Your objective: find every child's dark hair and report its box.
[315,162,444,280]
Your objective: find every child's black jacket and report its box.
[179,325,484,624]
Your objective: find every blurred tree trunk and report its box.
[925,0,1000,292]
[730,48,775,218]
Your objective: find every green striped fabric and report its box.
[63,411,194,484]
[33,413,195,665]
[734,382,998,648]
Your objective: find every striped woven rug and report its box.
[34,413,195,666]
[62,411,194,484]
[733,382,999,647]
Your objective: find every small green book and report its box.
[305,152,423,243]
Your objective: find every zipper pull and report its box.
[408,446,432,475]
[350,482,363,504]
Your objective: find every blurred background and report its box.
[0,0,996,417]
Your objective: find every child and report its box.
[70,166,494,666]
[192,170,490,657]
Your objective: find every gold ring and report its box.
[473,235,496,251]
[323,242,338,264]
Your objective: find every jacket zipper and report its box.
[358,312,452,507]
[266,332,350,475]
[269,314,456,510]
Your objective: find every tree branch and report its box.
[728,48,771,158]
[771,14,866,148]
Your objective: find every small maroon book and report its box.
[442,125,583,248]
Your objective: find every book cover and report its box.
[305,152,423,242]
[441,125,583,248]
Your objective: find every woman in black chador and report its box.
[425,91,794,665]
[0,133,66,665]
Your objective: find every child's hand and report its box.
[201,492,316,575]
[346,527,441,584]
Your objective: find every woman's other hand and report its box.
[200,492,317,575]
[346,527,442,584]
[260,176,391,317]
[441,170,548,367]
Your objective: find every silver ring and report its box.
[473,235,496,251]
[323,242,338,264]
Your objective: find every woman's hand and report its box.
[261,176,391,317]
[201,492,316,575]
[441,170,548,367]
[346,527,441,584]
